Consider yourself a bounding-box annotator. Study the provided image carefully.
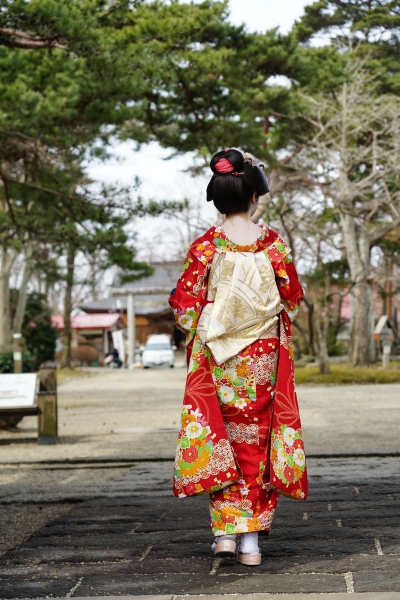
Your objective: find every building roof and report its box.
[80,262,181,316]
[52,313,122,331]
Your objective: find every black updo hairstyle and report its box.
[206,148,269,216]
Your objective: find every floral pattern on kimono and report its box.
[169,240,216,348]
[169,224,307,535]
[264,234,303,323]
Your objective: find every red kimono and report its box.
[169,224,307,536]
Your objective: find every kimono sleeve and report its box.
[265,236,304,323]
[169,250,209,345]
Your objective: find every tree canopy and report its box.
[294,0,400,94]
[0,0,399,367]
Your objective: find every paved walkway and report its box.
[0,456,399,504]
[0,458,399,598]
[0,371,399,598]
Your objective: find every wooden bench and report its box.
[0,365,58,444]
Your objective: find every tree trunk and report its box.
[303,297,316,356]
[319,273,332,374]
[61,244,75,369]
[292,320,309,356]
[333,293,344,338]
[313,272,331,375]
[90,255,98,302]
[367,282,376,364]
[314,310,330,374]
[0,245,16,347]
[340,214,373,366]
[385,259,393,318]
[348,279,373,366]
[13,240,34,334]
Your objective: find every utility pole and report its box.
[385,259,393,319]
[127,293,135,365]
[112,287,172,365]
[13,333,23,374]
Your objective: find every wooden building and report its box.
[51,313,125,365]
[79,262,184,347]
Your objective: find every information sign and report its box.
[0,374,37,407]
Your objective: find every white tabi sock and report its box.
[239,532,260,554]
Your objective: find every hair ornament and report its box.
[243,152,258,167]
[214,156,244,178]
[215,158,234,174]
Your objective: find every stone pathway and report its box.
[0,459,399,598]
[1,372,400,598]
[1,455,399,503]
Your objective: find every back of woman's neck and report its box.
[221,212,262,245]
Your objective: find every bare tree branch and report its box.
[0,28,67,50]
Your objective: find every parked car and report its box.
[141,334,176,369]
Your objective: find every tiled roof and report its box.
[112,261,181,289]
[80,261,181,316]
[51,313,122,331]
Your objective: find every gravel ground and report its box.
[0,503,75,557]
[0,369,399,462]
[0,465,131,554]
[0,465,132,504]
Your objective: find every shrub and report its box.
[0,352,33,374]
[10,290,57,371]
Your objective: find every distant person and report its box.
[169,148,307,566]
[111,347,122,368]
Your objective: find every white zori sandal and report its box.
[211,534,237,557]
[237,532,262,566]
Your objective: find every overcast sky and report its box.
[226,0,310,33]
[86,0,313,261]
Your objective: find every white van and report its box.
[142,334,176,368]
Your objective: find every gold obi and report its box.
[197,250,283,364]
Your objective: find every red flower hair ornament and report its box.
[214,158,235,174]
[214,158,242,177]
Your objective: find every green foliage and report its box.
[301,258,350,356]
[379,234,400,259]
[295,362,400,385]
[1,0,399,373]
[0,0,346,171]
[21,291,57,371]
[9,290,56,371]
[0,352,33,374]
[2,0,397,178]
[326,322,346,356]
[294,0,400,94]
[304,258,350,287]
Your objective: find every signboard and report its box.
[112,330,125,362]
[0,374,37,408]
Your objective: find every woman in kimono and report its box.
[169,148,306,566]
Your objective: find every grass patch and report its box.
[295,362,400,385]
[57,368,94,384]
